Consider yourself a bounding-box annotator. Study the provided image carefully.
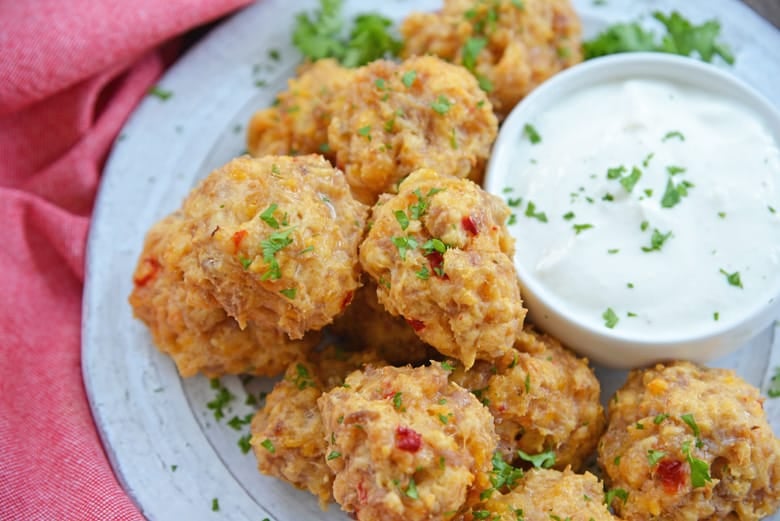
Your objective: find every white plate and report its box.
[82,1,780,519]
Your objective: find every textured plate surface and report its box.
[83,1,780,519]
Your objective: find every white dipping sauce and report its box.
[503,78,780,339]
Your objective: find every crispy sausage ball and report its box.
[329,279,439,365]
[401,0,582,120]
[318,363,498,521]
[465,468,616,521]
[359,168,525,368]
[247,59,354,158]
[327,55,498,204]
[180,154,368,339]
[129,213,317,377]
[598,361,780,521]
[250,346,382,507]
[450,326,604,471]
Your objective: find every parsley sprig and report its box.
[292,0,401,67]
[583,11,734,64]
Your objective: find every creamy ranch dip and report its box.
[503,78,780,338]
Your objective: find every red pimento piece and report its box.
[231,229,248,251]
[133,258,161,287]
[461,215,479,235]
[407,318,425,331]
[395,426,422,452]
[341,290,355,311]
[656,458,687,494]
[426,251,448,280]
[357,480,368,504]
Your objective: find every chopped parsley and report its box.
[422,238,447,255]
[409,187,442,219]
[238,434,252,454]
[462,37,487,73]
[682,439,712,488]
[523,123,542,144]
[392,236,418,260]
[524,201,548,222]
[392,391,404,410]
[647,449,666,466]
[667,165,686,175]
[641,228,672,252]
[507,197,523,208]
[607,165,627,179]
[663,130,686,142]
[660,177,694,208]
[211,498,220,512]
[395,210,410,230]
[713,311,720,321]
[431,96,453,114]
[573,223,593,234]
[603,307,619,328]
[620,167,642,192]
[642,152,655,168]
[405,478,419,499]
[358,125,371,139]
[260,229,294,280]
[260,438,275,453]
[279,287,297,299]
[563,211,575,221]
[441,360,455,371]
[327,450,342,460]
[416,266,430,280]
[768,367,780,398]
[517,449,555,469]
[292,363,315,390]
[605,488,628,506]
[719,268,743,288]
[488,451,524,492]
[206,380,235,421]
[640,220,649,231]
[654,413,669,424]
[148,86,173,101]
[402,70,417,88]
[260,203,281,229]
[607,248,619,254]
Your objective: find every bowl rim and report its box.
[485,52,780,351]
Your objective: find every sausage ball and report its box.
[250,346,382,507]
[359,168,525,368]
[129,213,317,377]
[466,468,617,521]
[450,326,604,471]
[598,361,780,521]
[327,55,497,204]
[318,363,498,521]
[329,279,439,366]
[247,59,354,158]
[401,0,582,120]
[180,154,368,339]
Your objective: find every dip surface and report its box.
[501,77,780,339]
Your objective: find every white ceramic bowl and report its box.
[485,53,780,369]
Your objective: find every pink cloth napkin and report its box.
[0,1,251,518]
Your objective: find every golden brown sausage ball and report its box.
[129,213,317,377]
[359,168,525,369]
[329,279,439,366]
[180,154,368,339]
[598,361,780,521]
[247,59,354,158]
[250,346,383,507]
[401,0,582,120]
[327,55,497,204]
[318,363,497,521]
[450,327,604,471]
[466,468,616,521]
